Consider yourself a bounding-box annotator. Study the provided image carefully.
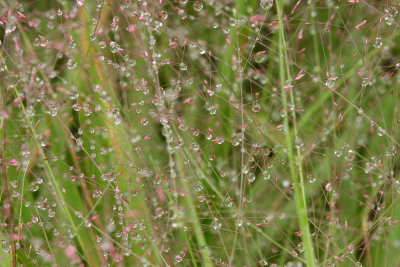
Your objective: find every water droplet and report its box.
[72,103,81,111]
[385,16,394,25]
[107,219,116,232]
[12,190,20,198]
[345,149,355,161]
[233,61,243,72]
[67,59,77,70]
[89,32,97,42]
[193,1,203,11]
[98,41,106,49]
[334,149,342,157]
[361,77,372,87]
[260,0,273,10]
[5,16,17,34]
[191,142,200,151]
[262,170,271,180]
[307,174,316,183]
[252,103,261,112]
[207,105,217,115]
[258,259,268,266]
[149,35,156,46]
[247,173,256,183]
[377,127,385,137]
[394,181,400,193]
[224,197,233,207]
[325,183,332,191]
[38,36,49,47]
[1,241,11,253]
[158,11,168,20]
[236,218,243,227]
[175,255,183,263]
[294,139,304,149]
[179,63,187,71]
[22,150,30,158]
[297,242,305,253]
[84,108,92,117]
[242,165,249,174]
[110,41,121,53]
[140,118,149,125]
[111,16,119,32]
[325,78,336,89]
[212,218,222,230]
[31,215,39,223]
[48,209,55,218]
[198,196,206,202]
[215,136,224,144]
[254,51,267,63]
[194,181,203,192]
[10,180,18,188]
[84,220,92,228]
[76,137,83,146]
[0,60,7,72]
[93,189,103,198]
[373,36,382,48]
[385,6,398,17]
[30,181,39,192]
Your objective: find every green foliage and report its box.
[1,0,400,266]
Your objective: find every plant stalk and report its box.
[275,0,316,266]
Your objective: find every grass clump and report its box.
[1,0,400,266]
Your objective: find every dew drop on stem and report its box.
[247,173,256,183]
[260,0,273,10]
[110,41,121,53]
[395,181,400,193]
[179,63,187,71]
[30,181,39,192]
[212,218,222,230]
[67,59,77,70]
[193,1,203,12]
[254,51,267,63]
[252,103,261,112]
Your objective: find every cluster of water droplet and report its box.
[1,0,400,265]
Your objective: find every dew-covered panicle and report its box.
[1,0,400,266]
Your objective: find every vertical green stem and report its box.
[175,144,213,267]
[275,1,316,266]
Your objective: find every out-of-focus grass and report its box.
[1,0,400,266]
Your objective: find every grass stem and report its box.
[275,1,316,266]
